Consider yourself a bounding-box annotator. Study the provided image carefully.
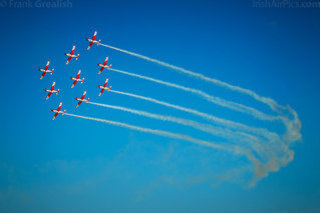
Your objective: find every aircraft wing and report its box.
[103,57,109,65]
[46,92,52,100]
[70,46,75,55]
[71,80,77,88]
[57,103,62,111]
[52,113,59,120]
[98,88,105,96]
[76,101,83,108]
[103,79,109,87]
[66,57,72,65]
[40,72,46,80]
[87,42,93,50]
[45,61,50,70]
[50,82,55,90]
[81,91,87,99]
[92,33,97,41]
[98,67,104,74]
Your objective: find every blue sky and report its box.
[0,0,320,212]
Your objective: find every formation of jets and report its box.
[38,31,113,120]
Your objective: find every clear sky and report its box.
[0,0,320,212]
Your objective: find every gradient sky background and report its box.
[1,0,320,212]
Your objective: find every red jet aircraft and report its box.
[97,56,112,74]
[86,31,101,50]
[75,91,90,108]
[98,78,112,96]
[44,81,60,100]
[70,70,84,88]
[38,61,54,80]
[51,102,66,120]
[65,45,79,65]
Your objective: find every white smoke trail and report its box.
[101,44,302,147]
[109,89,278,140]
[87,101,292,175]
[99,43,287,113]
[87,101,261,143]
[99,43,302,185]
[110,68,279,122]
[65,112,232,152]
[101,43,302,143]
